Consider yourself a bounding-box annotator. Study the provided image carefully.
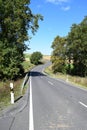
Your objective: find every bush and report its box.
[30,52,43,65]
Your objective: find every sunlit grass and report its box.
[45,65,87,89]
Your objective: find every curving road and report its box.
[30,62,87,130]
[0,62,87,130]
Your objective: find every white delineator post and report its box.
[10,83,14,104]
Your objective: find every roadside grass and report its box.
[0,81,11,111]
[0,75,23,111]
[0,54,34,111]
[24,53,31,62]
[45,65,87,89]
[21,60,34,73]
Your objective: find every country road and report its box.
[0,62,87,130]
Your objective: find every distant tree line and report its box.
[0,0,43,80]
[51,16,87,77]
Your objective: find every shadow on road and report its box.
[30,71,46,77]
[14,96,23,103]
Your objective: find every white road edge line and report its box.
[79,101,87,108]
[29,74,34,130]
[48,81,53,86]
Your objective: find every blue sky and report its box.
[26,0,87,55]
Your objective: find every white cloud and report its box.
[46,0,69,4]
[61,6,70,11]
[46,0,71,11]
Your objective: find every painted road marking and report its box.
[79,101,87,108]
[29,74,34,130]
[48,81,53,86]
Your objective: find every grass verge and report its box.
[45,65,87,89]
[0,58,34,111]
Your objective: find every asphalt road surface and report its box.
[0,62,87,130]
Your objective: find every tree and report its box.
[67,16,87,76]
[51,16,87,77]
[0,0,43,80]
[51,36,67,73]
[30,52,43,65]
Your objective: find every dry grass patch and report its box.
[43,55,51,61]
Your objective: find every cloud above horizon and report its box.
[61,6,70,11]
[46,0,69,4]
[46,0,71,11]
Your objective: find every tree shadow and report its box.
[29,71,46,77]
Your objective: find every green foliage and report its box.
[67,16,87,76]
[51,36,67,73]
[0,0,43,80]
[51,16,87,77]
[30,52,43,65]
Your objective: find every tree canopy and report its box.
[0,0,43,80]
[30,51,43,65]
[51,16,87,77]
[51,36,66,73]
